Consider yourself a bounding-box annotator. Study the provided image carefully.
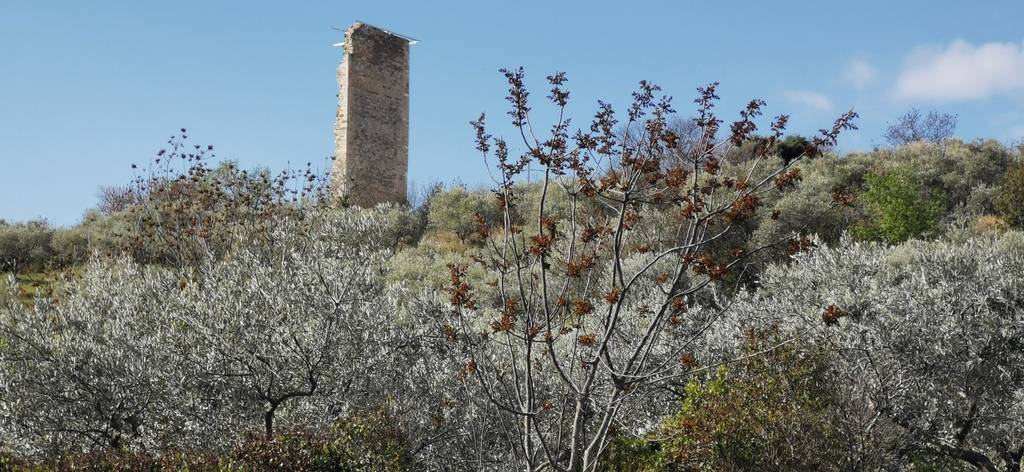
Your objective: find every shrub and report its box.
[599,336,843,472]
[71,209,131,259]
[0,220,53,273]
[388,243,478,294]
[6,450,221,471]
[854,168,942,243]
[231,410,411,471]
[96,185,143,215]
[424,186,500,244]
[775,134,817,164]
[598,435,663,472]
[709,134,817,167]
[656,339,841,471]
[0,258,192,454]
[971,215,1009,236]
[48,227,89,268]
[750,139,1014,256]
[0,275,15,308]
[1,413,411,471]
[113,131,332,270]
[869,139,1013,210]
[994,160,1024,228]
[178,207,402,443]
[747,155,866,266]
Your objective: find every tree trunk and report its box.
[264,403,278,440]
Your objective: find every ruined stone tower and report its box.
[332,22,412,207]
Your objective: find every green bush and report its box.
[599,435,663,472]
[49,226,89,267]
[995,160,1024,228]
[659,342,839,471]
[90,133,334,270]
[775,134,817,164]
[749,139,1016,257]
[723,134,815,165]
[425,186,501,244]
[0,220,54,273]
[380,205,429,248]
[599,337,841,472]
[867,140,1012,207]
[747,155,867,266]
[854,168,943,244]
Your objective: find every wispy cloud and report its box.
[843,58,878,91]
[783,90,833,111]
[893,39,1024,101]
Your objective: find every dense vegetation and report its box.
[1,73,1023,471]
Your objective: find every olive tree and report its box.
[175,207,405,442]
[722,234,1024,471]
[0,206,414,456]
[0,258,193,454]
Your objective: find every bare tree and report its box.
[884,108,958,146]
[95,185,142,215]
[445,68,857,471]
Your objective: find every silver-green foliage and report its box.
[0,258,189,454]
[178,207,401,443]
[723,233,1024,470]
[0,207,404,455]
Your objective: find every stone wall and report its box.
[331,23,410,207]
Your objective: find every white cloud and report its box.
[782,90,833,111]
[844,58,878,91]
[893,39,1024,101]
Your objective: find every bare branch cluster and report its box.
[448,69,857,471]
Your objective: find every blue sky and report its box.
[2,1,1024,225]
